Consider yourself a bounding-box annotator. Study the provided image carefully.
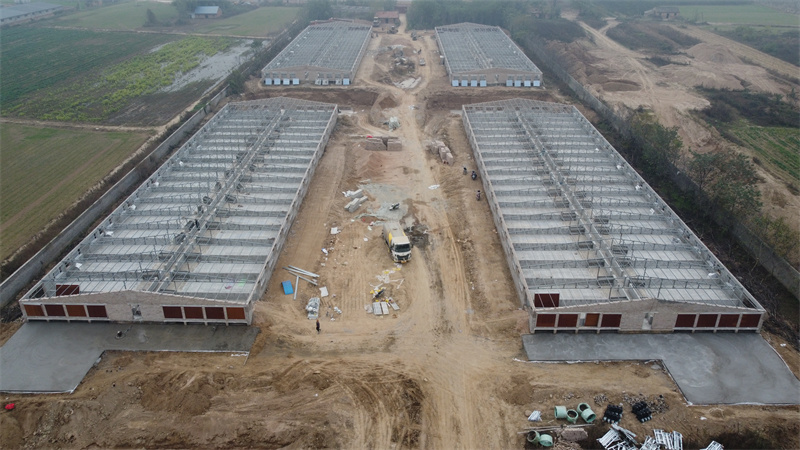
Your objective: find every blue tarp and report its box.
[281,280,293,295]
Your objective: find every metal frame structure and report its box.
[262,19,372,86]
[463,98,764,333]
[435,22,543,87]
[20,97,338,325]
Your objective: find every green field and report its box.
[731,125,800,185]
[5,34,231,122]
[683,4,799,27]
[0,123,152,260]
[54,1,180,30]
[0,27,174,107]
[192,6,299,37]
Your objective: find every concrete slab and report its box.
[0,322,259,393]
[522,333,800,405]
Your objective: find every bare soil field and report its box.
[1,18,798,450]
[549,19,800,233]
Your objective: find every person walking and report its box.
[463,166,468,175]
[316,319,320,334]
[476,190,481,201]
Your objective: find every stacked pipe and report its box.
[602,404,623,424]
[632,401,652,423]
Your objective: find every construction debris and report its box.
[701,441,724,450]
[306,297,320,320]
[652,430,683,450]
[559,427,588,442]
[527,410,541,422]
[343,189,364,198]
[345,196,367,212]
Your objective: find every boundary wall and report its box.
[0,88,228,309]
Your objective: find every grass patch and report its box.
[0,27,174,107]
[716,26,800,66]
[683,4,799,27]
[54,1,180,30]
[7,35,233,122]
[192,6,299,37]
[606,21,700,52]
[731,126,800,185]
[0,123,151,260]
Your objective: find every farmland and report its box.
[683,3,799,27]
[0,123,151,260]
[192,6,299,37]
[731,125,800,186]
[53,0,180,30]
[0,27,174,108]
[6,35,233,123]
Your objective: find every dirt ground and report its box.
[549,18,800,234]
[1,17,799,450]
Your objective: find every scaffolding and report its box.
[462,99,763,324]
[21,97,338,323]
[262,19,372,86]
[435,23,543,87]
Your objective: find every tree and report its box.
[688,148,762,216]
[630,112,683,179]
[305,0,333,21]
[227,69,246,95]
[145,8,158,26]
[686,150,719,191]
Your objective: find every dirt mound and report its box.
[687,43,743,64]
[603,80,640,92]
[379,94,398,109]
[140,371,216,416]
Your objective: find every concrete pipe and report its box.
[554,405,567,419]
[580,407,596,423]
[566,409,579,423]
[526,431,540,444]
[538,433,554,447]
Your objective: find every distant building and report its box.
[646,6,680,20]
[374,10,399,25]
[192,6,221,19]
[0,2,61,26]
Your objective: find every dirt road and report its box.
[1,17,798,450]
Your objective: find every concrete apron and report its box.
[522,332,800,405]
[0,322,258,393]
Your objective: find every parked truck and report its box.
[382,222,412,263]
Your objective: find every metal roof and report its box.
[22,97,337,306]
[463,98,763,312]
[262,19,371,77]
[193,6,220,15]
[374,11,399,19]
[0,2,61,20]
[435,22,542,76]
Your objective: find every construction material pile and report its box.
[424,139,453,165]
[366,135,402,151]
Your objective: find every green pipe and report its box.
[580,407,596,423]
[554,405,567,419]
[526,431,540,444]
[566,409,579,423]
[538,433,554,447]
[577,402,590,412]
